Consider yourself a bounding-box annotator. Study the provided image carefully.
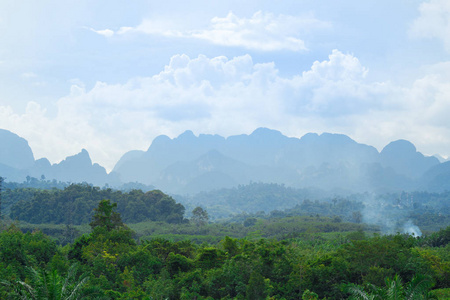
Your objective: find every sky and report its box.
[1,0,450,171]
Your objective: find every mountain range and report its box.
[1,128,449,194]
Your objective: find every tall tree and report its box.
[191,206,209,226]
[89,199,124,231]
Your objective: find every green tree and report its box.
[89,199,123,231]
[302,289,319,300]
[191,206,209,226]
[246,270,267,300]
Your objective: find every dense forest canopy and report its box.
[5,184,185,225]
[0,203,449,299]
[0,181,449,298]
[2,182,449,233]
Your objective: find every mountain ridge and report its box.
[0,128,444,194]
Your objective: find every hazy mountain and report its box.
[0,129,35,170]
[159,150,245,194]
[111,131,227,184]
[113,128,435,194]
[271,132,380,176]
[51,149,109,186]
[0,128,445,194]
[380,140,440,178]
[420,161,450,192]
[0,162,24,182]
[0,129,109,185]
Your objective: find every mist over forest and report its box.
[1,127,449,238]
[1,1,450,298]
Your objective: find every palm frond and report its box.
[347,284,376,300]
[386,275,405,300]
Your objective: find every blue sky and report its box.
[1,0,449,170]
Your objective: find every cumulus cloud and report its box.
[410,0,450,51]
[96,11,330,51]
[2,50,450,170]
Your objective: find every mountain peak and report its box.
[380,139,439,178]
[0,129,35,169]
[177,130,196,141]
[149,134,171,151]
[59,149,92,167]
[251,127,283,137]
[300,132,319,142]
[381,139,417,156]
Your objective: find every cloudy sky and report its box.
[1,0,450,170]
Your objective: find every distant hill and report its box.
[112,128,439,194]
[0,127,445,194]
[0,129,110,186]
[420,161,450,192]
[380,140,439,178]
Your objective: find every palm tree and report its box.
[347,274,437,300]
[1,263,91,300]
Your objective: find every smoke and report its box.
[402,219,422,237]
[360,193,422,237]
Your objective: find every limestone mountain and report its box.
[50,149,109,186]
[0,129,35,170]
[0,129,109,185]
[112,128,435,194]
[0,128,445,194]
[380,140,439,178]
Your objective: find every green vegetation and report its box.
[346,274,437,299]
[177,183,450,233]
[0,183,449,299]
[1,217,449,299]
[7,184,185,225]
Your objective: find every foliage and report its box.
[89,200,124,231]
[191,206,209,226]
[1,196,449,299]
[1,263,91,300]
[346,274,437,300]
[420,225,450,248]
[8,184,186,225]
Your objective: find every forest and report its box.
[5,184,185,225]
[0,183,449,299]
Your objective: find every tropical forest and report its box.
[0,179,449,299]
[2,1,450,298]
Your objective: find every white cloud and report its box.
[104,11,330,51]
[87,27,115,37]
[410,0,450,51]
[189,11,313,51]
[2,51,450,170]
[304,49,368,81]
[127,19,184,37]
